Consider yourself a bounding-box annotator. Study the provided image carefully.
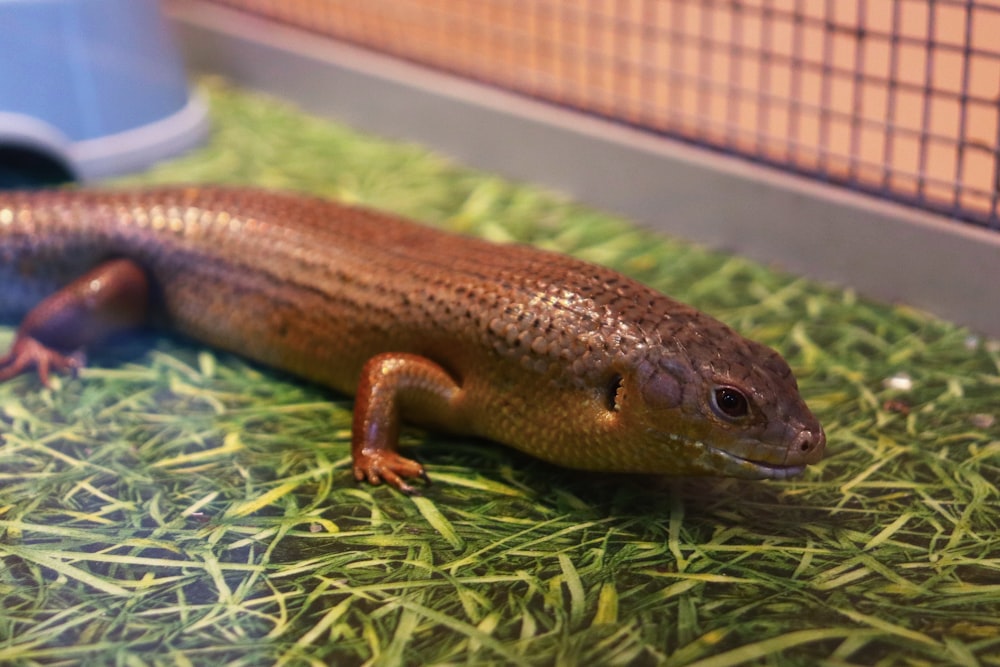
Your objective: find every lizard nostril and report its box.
[797,427,826,459]
[791,427,825,460]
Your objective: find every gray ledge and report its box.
[168,1,1000,337]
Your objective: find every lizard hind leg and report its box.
[351,352,464,494]
[0,258,150,386]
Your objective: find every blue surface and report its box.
[0,0,207,183]
[1,0,189,141]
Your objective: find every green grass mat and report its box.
[1,78,998,666]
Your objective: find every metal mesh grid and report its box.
[204,0,1000,229]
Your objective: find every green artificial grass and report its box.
[1,78,998,666]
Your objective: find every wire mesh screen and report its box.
[205,0,1000,229]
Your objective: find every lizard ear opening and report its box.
[606,374,625,412]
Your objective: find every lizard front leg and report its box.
[351,352,463,494]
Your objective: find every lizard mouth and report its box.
[700,441,808,480]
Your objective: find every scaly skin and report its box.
[0,187,825,492]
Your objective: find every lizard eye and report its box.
[712,386,749,420]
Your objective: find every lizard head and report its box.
[609,320,825,479]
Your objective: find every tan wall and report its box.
[205,0,1000,226]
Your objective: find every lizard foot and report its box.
[353,450,430,495]
[0,336,82,387]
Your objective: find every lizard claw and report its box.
[353,450,430,495]
[0,336,82,387]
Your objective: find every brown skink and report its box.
[0,187,825,492]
